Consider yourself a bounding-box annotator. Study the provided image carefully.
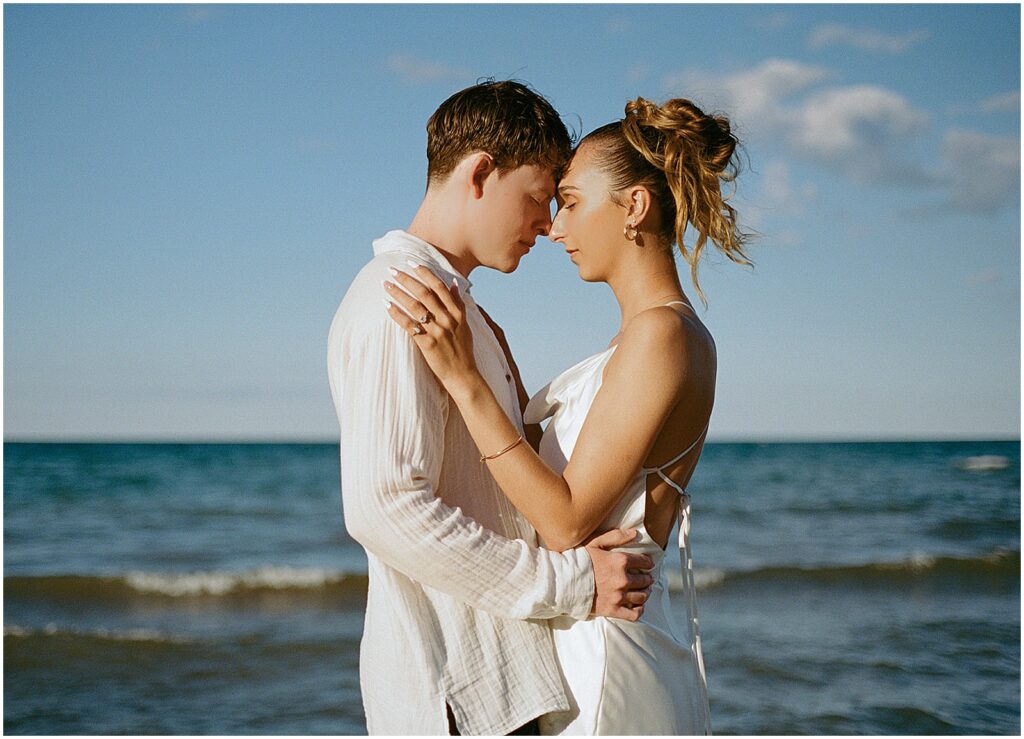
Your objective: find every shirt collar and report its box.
[372,230,473,292]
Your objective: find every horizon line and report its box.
[4,436,1020,446]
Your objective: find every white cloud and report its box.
[669,60,931,186]
[981,90,1021,114]
[667,58,830,131]
[387,55,471,85]
[809,23,929,54]
[790,85,932,185]
[939,128,1020,213]
[668,58,1020,214]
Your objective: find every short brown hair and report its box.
[426,80,574,184]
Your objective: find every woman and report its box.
[384,97,750,735]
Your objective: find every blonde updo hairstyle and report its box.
[580,97,751,305]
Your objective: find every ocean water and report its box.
[4,441,1020,735]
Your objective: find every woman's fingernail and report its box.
[405,260,421,270]
[382,280,392,290]
[388,267,399,277]
[383,299,392,310]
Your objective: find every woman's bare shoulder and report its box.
[616,306,714,369]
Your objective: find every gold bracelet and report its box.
[480,435,524,463]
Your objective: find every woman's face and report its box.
[549,144,628,282]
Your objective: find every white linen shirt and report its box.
[327,230,595,736]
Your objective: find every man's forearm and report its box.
[342,471,594,621]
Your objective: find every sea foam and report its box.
[4,622,192,643]
[123,565,350,596]
[957,455,1011,471]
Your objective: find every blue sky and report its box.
[4,3,1020,441]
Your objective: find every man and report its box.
[327,81,654,736]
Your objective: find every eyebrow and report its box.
[557,184,580,195]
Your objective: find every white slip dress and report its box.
[524,305,712,736]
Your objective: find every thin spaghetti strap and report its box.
[641,422,709,474]
[653,468,686,496]
[662,300,689,308]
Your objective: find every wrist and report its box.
[447,372,488,404]
[571,546,599,620]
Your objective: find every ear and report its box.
[623,185,653,227]
[464,152,497,200]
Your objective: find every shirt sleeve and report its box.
[331,301,594,622]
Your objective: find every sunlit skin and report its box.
[384,141,718,554]
[394,150,660,621]
[408,155,555,276]
[550,145,642,284]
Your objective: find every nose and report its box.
[536,208,552,237]
[549,208,565,243]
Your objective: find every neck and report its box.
[407,191,479,278]
[606,244,686,335]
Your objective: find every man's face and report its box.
[470,164,555,274]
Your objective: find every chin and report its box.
[498,254,524,273]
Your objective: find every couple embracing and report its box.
[328,80,749,736]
